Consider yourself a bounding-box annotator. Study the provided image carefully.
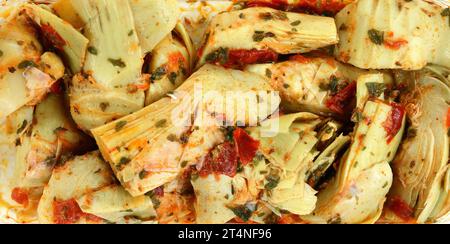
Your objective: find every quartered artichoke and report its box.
[92,65,280,197]
[0,8,65,119]
[10,94,91,190]
[304,74,406,224]
[246,56,393,116]
[197,7,338,68]
[383,67,450,223]
[334,0,450,70]
[38,151,156,224]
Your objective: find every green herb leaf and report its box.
[366,82,386,97]
[205,47,229,64]
[17,120,28,134]
[167,134,178,142]
[117,157,131,169]
[329,76,340,94]
[151,66,167,81]
[87,46,98,55]
[139,170,148,179]
[368,29,384,45]
[108,58,126,68]
[228,205,254,222]
[128,30,134,36]
[168,72,178,85]
[265,173,280,191]
[290,20,301,26]
[115,121,127,132]
[0,50,3,57]
[18,60,37,69]
[265,68,272,78]
[155,119,167,128]
[259,12,273,21]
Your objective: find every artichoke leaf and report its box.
[14,94,92,189]
[76,185,156,223]
[335,0,450,70]
[191,174,235,224]
[92,65,279,196]
[145,34,190,105]
[129,0,180,55]
[68,0,145,131]
[198,7,338,67]
[24,3,88,73]
[388,75,449,223]
[311,100,405,224]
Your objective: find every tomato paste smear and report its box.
[53,198,102,224]
[325,81,357,115]
[41,24,66,51]
[247,0,348,14]
[233,128,260,165]
[383,102,405,144]
[11,187,29,207]
[199,141,239,177]
[386,196,414,222]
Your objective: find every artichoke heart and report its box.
[249,113,328,216]
[191,174,236,224]
[145,34,190,105]
[334,0,450,70]
[197,7,338,67]
[310,99,406,224]
[246,57,392,115]
[387,74,449,223]
[0,10,65,118]
[68,0,145,132]
[24,3,89,73]
[38,151,155,224]
[92,65,280,197]
[12,94,92,189]
[130,0,180,56]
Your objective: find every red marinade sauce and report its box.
[199,141,238,178]
[293,0,348,14]
[50,80,64,94]
[246,0,289,10]
[247,0,348,14]
[233,128,260,165]
[446,108,450,128]
[41,24,66,51]
[383,102,405,144]
[289,54,311,63]
[11,187,29,207]
[386,196,414,222]
[384,39,408,50]
[223,49,278,69]
[53,199,102,224]
[153,186,165,197]
[325,81,357,115]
